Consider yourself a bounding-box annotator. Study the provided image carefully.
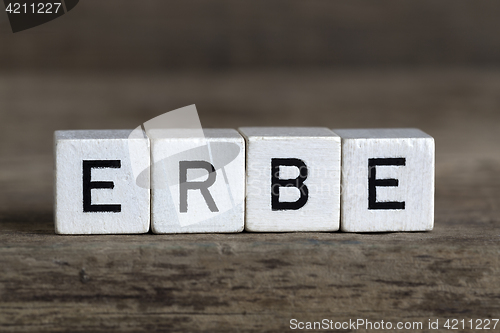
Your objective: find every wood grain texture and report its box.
[0,69,500,331]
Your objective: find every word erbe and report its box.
[54,128,434,235]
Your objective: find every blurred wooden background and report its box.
[2,0,500,71]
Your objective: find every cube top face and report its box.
[54,130,150,235]
[148,128,243,142]
[239,127,339,139]
[150,129,245,234]
[150,129,244,172]
[239,127,341,232]
[333,128,435,233]
[54,129,144,141]
[333,128,432,140]
[202,128,245,140]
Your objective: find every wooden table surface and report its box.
[0,69,499,332]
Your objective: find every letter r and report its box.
[179,161,219,213]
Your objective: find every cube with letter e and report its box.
[333,128,435,232]
[54,130,150,234]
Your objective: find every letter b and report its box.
[271,158,309,210]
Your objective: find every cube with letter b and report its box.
[54,130,150,234]
[333,128,435,232]
[149,129,245,233]
[239,127,341,232]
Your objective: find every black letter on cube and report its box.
[271,158,309,211]
[179,161,219,213]
[368,158,406,210]
[82,160,121,213]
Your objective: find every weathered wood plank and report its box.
[0,152,499,332]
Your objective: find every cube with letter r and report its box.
[149,129,245,233]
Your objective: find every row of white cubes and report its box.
[54,127,434,234]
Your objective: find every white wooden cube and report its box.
[150,129,245,233]
[333,128,435,232]
[239,127,341,232]
[54,130,150,234]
